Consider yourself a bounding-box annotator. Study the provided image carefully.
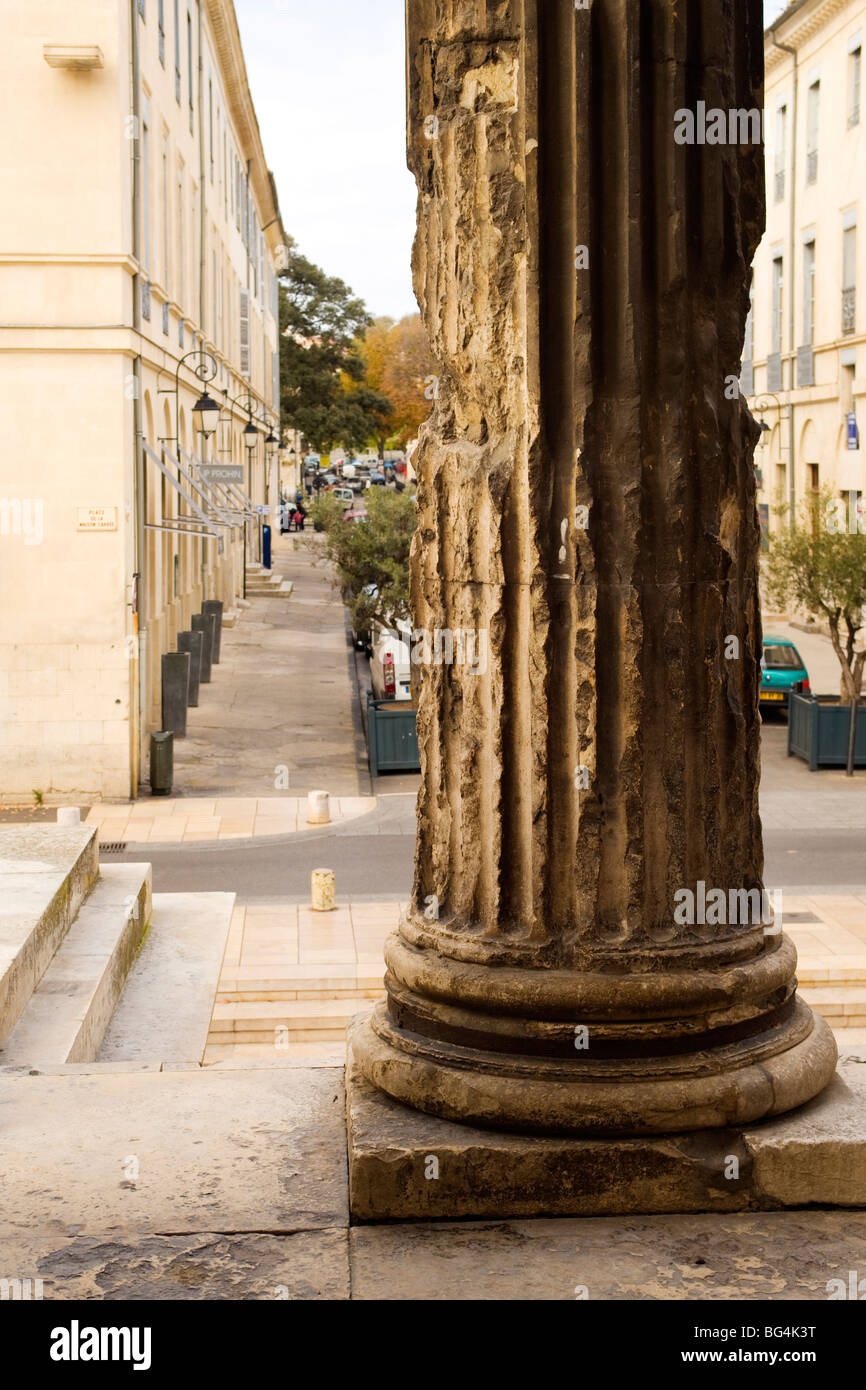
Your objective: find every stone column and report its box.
[354,0,837,1135]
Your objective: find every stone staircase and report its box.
[799,963,866,1030]
[245,563,293,596]
[0,826,150,1065]
[0,825,235,1068]
[210,964,385,1051]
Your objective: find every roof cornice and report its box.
[766,0,854,71]
[205,0,286,253]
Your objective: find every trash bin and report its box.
[150,731,174,796]
[262,523,272,569]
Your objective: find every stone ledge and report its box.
[347,1015,866,1221]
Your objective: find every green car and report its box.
[760,636,811,709]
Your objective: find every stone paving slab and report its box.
[0,1066,347,1239]
[2,1230,349,1301]
[348,1210,866,1301]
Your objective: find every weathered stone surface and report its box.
[349,1211,866,1302]
[98,892,234,1064]
[745,1059,866,1208]
[349,1022,866,1220]
[0,825,99,1044]
[2,1231,349,1301]
[355,0,836,1139]
[0,1067,346,1238]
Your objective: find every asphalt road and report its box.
[114,797,866,904]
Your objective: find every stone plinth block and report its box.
[347,1014,864,1222]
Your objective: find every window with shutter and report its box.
[774,105,786,202]
[806,82,819,183]
[849,42,862,128]
[842,225,857,335]
[240,288,250,377]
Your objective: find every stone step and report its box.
[798,958,866,988]
[209,997,365,1039]
[98,892,235,1065]
[801,986,866,1028]
[217,965,385,1003]
[0,863,151,1065]
[0,825,99,1045]
[245,577,293,596]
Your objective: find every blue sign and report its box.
[847,412,860,451]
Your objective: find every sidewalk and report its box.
[167,532,369,798]
[83,795,376,843]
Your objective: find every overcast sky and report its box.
[237,0,791,322]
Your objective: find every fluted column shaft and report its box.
[355,0,837,1135]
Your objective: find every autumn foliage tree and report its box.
[359,314,435,452]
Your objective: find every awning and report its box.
[142,441,221,540]
[170,446,239,530]
[182,447,258,522]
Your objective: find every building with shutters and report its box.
[0,0,287,799]
[743,0,865,541]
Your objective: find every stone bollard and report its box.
[311,868,335,912]
[56,807,81,826]
[307,790,331,825]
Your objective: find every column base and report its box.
[353,993,838,1137]
[347,1012,862,1221]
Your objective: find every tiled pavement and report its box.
[201,891,866,1066]
[83,795,377,843]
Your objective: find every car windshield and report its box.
[763,645,804,670]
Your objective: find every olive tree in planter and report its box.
[765,489,866,702]
[765,489,866,771]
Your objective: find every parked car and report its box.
[760,636,810,709]
[342,508,368,526]
[370,617,413,701]
[331,486,354,505]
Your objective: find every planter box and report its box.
[788,693,866,770]
[367,694,420,777]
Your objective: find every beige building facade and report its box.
[0,0,286,799]
[745,0,865,535]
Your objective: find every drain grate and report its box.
[100,841,128,854]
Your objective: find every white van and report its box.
[370,618,413,701]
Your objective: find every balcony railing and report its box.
[842,286,856,336]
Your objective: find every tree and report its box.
[359,314,435,450]
[279,250,393,454]
[765,488,866,704]
[321,487,416,643]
